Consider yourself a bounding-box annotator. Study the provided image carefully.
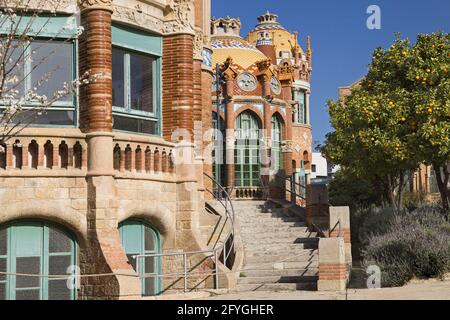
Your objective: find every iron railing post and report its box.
[183,253,187,293]
[214,250,219,289]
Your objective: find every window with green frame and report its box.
[0,15,78,126]
[112,24,162,135]
[293,90,307,125]
[271,115,283,172]
[119,220,161,296]
[0,221,77,300]
[234,111,260,187]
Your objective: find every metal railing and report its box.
[275,172,307,201]
[134,172,236,293]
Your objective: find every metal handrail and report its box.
[134,172,236,293]
[275,172,306,200]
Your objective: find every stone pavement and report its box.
[197,279,450,300]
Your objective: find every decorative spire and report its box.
[306,35,312,62]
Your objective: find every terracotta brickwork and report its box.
[162,34,195,140]
[79,9,113,133]
[318,263,347,280]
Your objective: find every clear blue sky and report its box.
[212,0,450,146]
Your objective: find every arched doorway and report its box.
[235,111,261,188]
[271,114,283,173]
[0,221,77,300]
[119,220,161,296]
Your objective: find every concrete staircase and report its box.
[234,201,319,292]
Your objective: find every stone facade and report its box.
[0,0,218,300]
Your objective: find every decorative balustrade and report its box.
[0,130,176,178]
[0,129,87,174]
[112,133,175,176]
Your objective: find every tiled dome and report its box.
[211,35,269,69]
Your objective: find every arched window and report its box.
[0,221,76,300]
[235,111,260,187]
[119,220,161,296]
[271,115,283,172]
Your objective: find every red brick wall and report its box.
[162,34,194,140]
[78,9,113,133]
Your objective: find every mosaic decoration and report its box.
[270,76,282,95]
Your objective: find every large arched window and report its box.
[235,111,260,187]
[0,221,76,300]
[271,115,283,172]
[119,220,161,296]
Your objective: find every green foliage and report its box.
[321,32,450,209]
[328,168,382,211]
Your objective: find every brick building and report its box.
[0,1,332,300]
[211,12,313,202]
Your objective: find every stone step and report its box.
[244,252,318,264]
[244,245,318,256]
[242,260,319,271]
[239,268,318,278]
[235,282,317,292]
[237,274,318,285]
[240,234,319,244]
[238,221,307,228]
[239,226,310,234]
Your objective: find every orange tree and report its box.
[321,32,450,211]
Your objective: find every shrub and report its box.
[362,206,450,287]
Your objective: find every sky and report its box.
[212,0,450,147]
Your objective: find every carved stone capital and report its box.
[193,28,204,61]
[163,0,195,35]
[79,0,113,13]
[112,4,164,33]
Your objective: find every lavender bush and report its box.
[362,206,450,287]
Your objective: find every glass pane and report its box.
[144,228,156,251]
[130,53,154,113]
[49,228,71,253]
[144,257,155,274]
[48,279,72,300]
[0,258,6,282]
[16,257,40,288]
[113,115,157,134]
[15,289,40,300]
[0,283,5,300]
[144,276,156,296]
[126,253,137,271]
[112,48,125,107]
[2,109,74,126]
[0,228,6,256]
[49,255,71,276]
[4,40,25,97]
[31,40,73,102]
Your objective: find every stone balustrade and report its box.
[0,129,87,174]
[0,129,176,178]
[112,132,175,176]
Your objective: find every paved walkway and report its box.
[199,279,450,300]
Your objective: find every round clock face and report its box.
[236,72,257,92]
[270,76,281,95]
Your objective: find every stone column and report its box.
[223,70,236,192]
[281,83,293,178]
[317,237,347,291]
[329,207,352,266]
[78,0,140,300]
[257,63,272,187]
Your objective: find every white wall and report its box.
[311,152,328,179]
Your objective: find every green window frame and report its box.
[119,220,161,296]
[271,115,283,172]
[292,90,307,125]
[234,111,260,187]
[0,221,77,300]
[112,24,162,136]
[0,15,79,127]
